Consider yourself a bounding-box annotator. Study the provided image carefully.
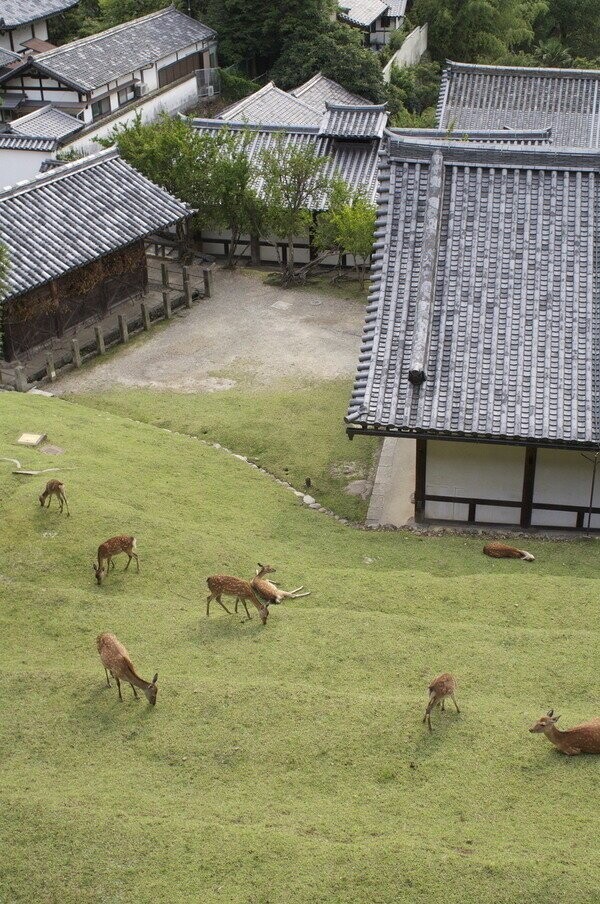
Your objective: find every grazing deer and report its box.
[483,542,534,562]
[529,710,600,755]
[93,536,139,585]
[206,574,269,625]
[423,673,460,731]
[235,563,310,610]
[96,632,158,705]
[39,479,69,515]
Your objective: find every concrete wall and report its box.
[0,148,54,187]
[382,25,428,81]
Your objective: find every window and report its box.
[157,51,202,89]
[91,96,111,120]
[118,85,135,106]
[380,15,391,26]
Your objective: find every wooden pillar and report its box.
[94,326,105,355]
[520,445,537,528]
[71,338,82,368]
[163,290,171,320]
[203,268,213,298]
[414,437,427,523]
[250,233,261,266]
[46,349,56,382]
[14,365,28,392]
[141,302,151,331]
[161,263,170,289]
[183,266,192,308]
[118,314,129,344]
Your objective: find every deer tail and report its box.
[520,550,535,561]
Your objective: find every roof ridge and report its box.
[193,117,320,134]
[325,102,387,111]
[445,58,600,78]
[0,146,119,201]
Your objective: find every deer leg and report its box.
[104,668,111,687]
[206,594,213,616]
[46,495,51,508]
[61,492,70,516]
[441,699,445,712]
[451,694,460,713]
[124,555,132,571]
[133,553,139,573]
[216,595,232,615]
[130,683,139,699]
[115,676,123,701]
[241,599,252,620]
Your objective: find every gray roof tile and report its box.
[338,0,389,27]
[319,104,387,139]
[11,104,83,140]
[220,83,321,127]
[0,47,21,67]
[0,134,57,152]
[0,147,191,301]
[0,0,78,28]
[347,138,600,447]
[290,73,369,113]
[389,126,553,145]
[32,6,215,91]
[438,60,600,149]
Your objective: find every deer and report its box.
[39,479,69,515]
[93,536,139,585]
[423,673,460,731]
[206,574,269,625]
[529,710,600,755]
[234,563,310,612]
[483,542,534,561]
[96,632,158,705]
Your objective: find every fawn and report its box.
[97,632,158,705]
[234,563,310,612]
[39,479,69,515]
[529,710,600,755]
[93,536,139,585]
[423,673,460,731]
[484,542,534,561]
[206,574,269,625]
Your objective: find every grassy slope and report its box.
[1,394,600,904]
[72,381,378,521]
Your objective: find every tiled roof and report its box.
[0,133,57,152]
[338,0,389,27]
[290,73,369,113]
[389,126,553,145]
[11,104,83,141]
[438,60,600,149]
[191,118,382,206]
[320,104,387,139]
[347,137,600,448]
[0,47,21,67]
[29,6,215,91]
[0,147,192,301]
[220,82,321,127]
[0,0,78,29]
[387,0,407,15]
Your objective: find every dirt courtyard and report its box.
[54,270,366,394]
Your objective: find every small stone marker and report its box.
[17,433,47,447]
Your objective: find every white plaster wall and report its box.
[533,449,600,528]
[0,148,51,187]
[383,25,428,81]
[200,229,362,268]
[0,21,47,51]
[68,76,200,153]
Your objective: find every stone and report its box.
[17,433,46,447]
[303,495,316,505]
[344,479,370,499]
[309,503,321,510]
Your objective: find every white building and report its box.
[0,6,217,144]
[338,0,407,48]
[0,1,78,53]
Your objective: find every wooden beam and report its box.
[520,445,537,528]
[414,438,427,523]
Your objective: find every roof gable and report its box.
[0,0,78,29]
[338,0,390,27]
[11,104,83,140]
[290,73,370,113]
[319,103,387,139]
[220,82,321,127]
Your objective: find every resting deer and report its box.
[39,479,69,515]
[423,673,460,731]
[234,563,311,612]
[97,632,158,705]
[93,536,139,585]
[206,574,269,625]
[483,542,534,562]
[529,710,600,755]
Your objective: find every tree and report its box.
[315,185,376,287]
[410,0,543,64]
[533,0,600,61]
[270,23,386,102]
[386,60,441,124]
[259,137,333,283]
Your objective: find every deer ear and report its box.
[553,715,560,722]
[152,673,158,684]
[547,709,554,717]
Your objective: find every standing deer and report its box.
[206,574,269,625]
[483,542,534,561]
[39,479,69,515]
[93,536,139,585]
[423,673,460,731]
[96,632,158,705]
[234,563,310,612]
[529,710,600,755]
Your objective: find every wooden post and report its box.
[14,365,28,392]
[94,326,105,355]
[183,266,193,308]
[71,338,82,368]
[520,445,537,528]
[46,349,56,382]
[163,290,171,319]
[414,437,427,523]
[203,268,213,298]
[118,314,129,344]
[141,302,151,331]
[161,262,170,288]
[250,233,261,266]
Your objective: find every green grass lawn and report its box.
[2,392,600,904]
[72,380,378,521]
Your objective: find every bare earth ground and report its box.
[53,270,365,394]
